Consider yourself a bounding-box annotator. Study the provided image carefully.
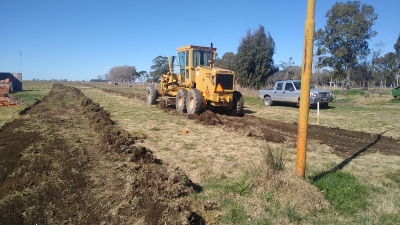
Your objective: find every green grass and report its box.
[284,204,303,224]
[333,89,366,96]
[149,127,161,131]
[377,213,400,225]
[243,96,261,106]
[222,201,248,224]
[182,142,196,150]
[204,175,252,197]
[389,98,400,104]
[310,170,369,215]
[261,144,285,172]
[383,169,400,187]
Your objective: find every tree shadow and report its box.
[310,131,386,181]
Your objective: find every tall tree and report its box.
[215,52,236,70]
[149,56,169,81]
[373,52,398,88]
[235,25,278,89]
[315,1,378,87]
[395,34,400,70]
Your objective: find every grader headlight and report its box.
[210,75,215,84]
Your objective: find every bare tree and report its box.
[96,74,104,80]
[108,65,137,83]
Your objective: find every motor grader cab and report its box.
[146,44,244,115]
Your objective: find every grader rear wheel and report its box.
[186,88,202,114]
[176,88,188,112]
[146,86,157,105]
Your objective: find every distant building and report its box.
[0,72,23,91]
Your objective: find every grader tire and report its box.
[176,88,188,112]
[186,88,203,114]
[146,86,157,105]
[230,91,244,116]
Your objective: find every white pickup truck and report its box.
[258,80,333,108]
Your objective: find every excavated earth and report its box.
[0,84,203,224]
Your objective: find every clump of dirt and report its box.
[0,84,203,224]
[188,110,223,125]
[127,166,202,224]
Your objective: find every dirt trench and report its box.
[0,84,203,225]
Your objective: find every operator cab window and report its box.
[276,83,283,90]
[178,51,185,81]
[193,50,211,67]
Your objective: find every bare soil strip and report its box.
[219,114,400,158]
[0,84,202,224]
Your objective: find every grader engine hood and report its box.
[191,66,236,107]
[197,67,235,93]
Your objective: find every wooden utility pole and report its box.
[296,0,316,178]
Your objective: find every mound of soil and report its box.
[0,84,203,224]
[188,110,223,125]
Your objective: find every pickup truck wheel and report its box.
[230,91,244,115]
[264,96,273,106]
[186,88,203,114]
[176,88,188,112]
[146,86,157,105]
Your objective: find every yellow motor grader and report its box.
[146,44,244,115]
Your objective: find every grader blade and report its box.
[161,97,176,107]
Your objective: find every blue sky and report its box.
[1,0,399,81]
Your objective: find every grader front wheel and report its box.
[186,88,202,114]
[146,86,157,105]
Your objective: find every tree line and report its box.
[98,1,399,90]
